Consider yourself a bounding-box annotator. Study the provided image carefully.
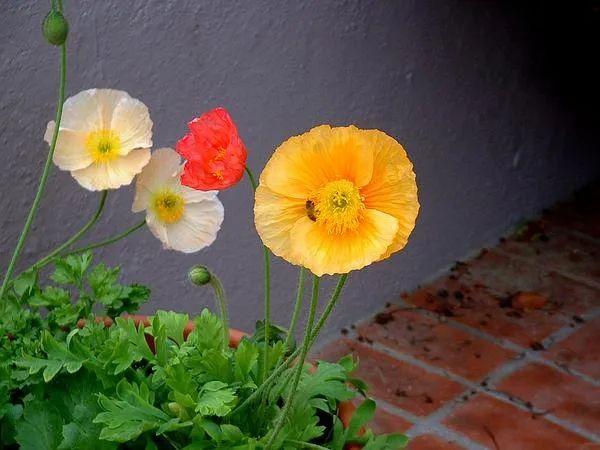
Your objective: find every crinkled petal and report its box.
[146,210,169,247]
[72,148,150,191]
[254,185,306,258]
[132,148,181,212]
[58,89,132,132]
[289,209,399,276]
[110,96,153,153]
[45,121,93,171]
[360,130,419,259]
[161,199,224,253]
[179,185,219,204]
[260,125,374,199]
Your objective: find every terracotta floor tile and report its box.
[316,339,464,416]
[498,225,600,281]
[357,308,515,381]
[497,363,600,434]
[458,250,600,318]
[406,276,565,348]
[542,183,600,240]
[406,434,464,449]
[543,202,600,240]
[445,394,593,450]
[546,318,600,380]
[365,405,412,434]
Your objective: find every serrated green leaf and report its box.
[94,380,171,443]
[154,310,189,345]
[196,381,237,417]
[15,401,62,450]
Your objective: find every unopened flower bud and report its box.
[42,9,69,46]
[168,402,183,416]
[188,265,211,286]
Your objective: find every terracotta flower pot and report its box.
[78,314,362,449]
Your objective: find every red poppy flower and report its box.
[176,107,247,191]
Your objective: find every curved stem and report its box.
[208,272,230,351]
[0,43,67,301]
[64,219,146,256]
[8,192,113,287]
[244,166,257,190]
[266,275,320,449]
[32,190,108,268]
[307,273,348,347]
[284,267,305,350]
[245,165,271,383]
[233,274,348,415]
[284,441,330,450]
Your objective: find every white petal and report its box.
[163,199,224,253]
[71,148,150,191]
[146,210,169,247]
[59,89,104,132]
[132,148,181,212]
[94,89,133,128]
[46,121,93,171]
[179,185,219,204]
[111,96,153,153]
[58,89,138,134]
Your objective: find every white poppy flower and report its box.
[45,89,152,191]
[133,148,224,253]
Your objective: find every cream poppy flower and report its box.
[45,89,152,191]
[132,148,224,253]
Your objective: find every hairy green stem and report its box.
[284,267,305,350]
[0,42,67,301]
[233,274,348,415]
[284,441,330,450]
[266,275,320,449]
[208,272,230,351]
[33,191,107,267]
[244,165,271,383]
[64,220,146,256]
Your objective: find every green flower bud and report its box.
[42,9,69,46]
[168,402,183,416]
[188,265,211,286]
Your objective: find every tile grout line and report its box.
[492,247,600,291]
[316,212,600,447]
[550,225,600,246]
[366,394,489,450]
[339,306,600,443]
[389,298,600,386]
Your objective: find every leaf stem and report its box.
[208,271,230,351]
[265,275,320,449]
[233,274,348,414]
[64,219,146,256]
[284,267,305,350]
[0,42,67,301]
[284,440,331,450]
[245,165,271,383]
[32,191,108,268]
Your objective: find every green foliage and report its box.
[1,252,405,449]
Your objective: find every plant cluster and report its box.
[1,2,419,449]
[0,254,405,449]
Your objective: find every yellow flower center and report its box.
[309,179,364,234]
[85,129,121,163]
[152,190,185,224]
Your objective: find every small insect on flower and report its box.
[45,89,153,191]
[132,148,224,253]
[254,125,419,276]
[176,107,247,191]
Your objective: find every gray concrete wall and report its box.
[1,1,598,340]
